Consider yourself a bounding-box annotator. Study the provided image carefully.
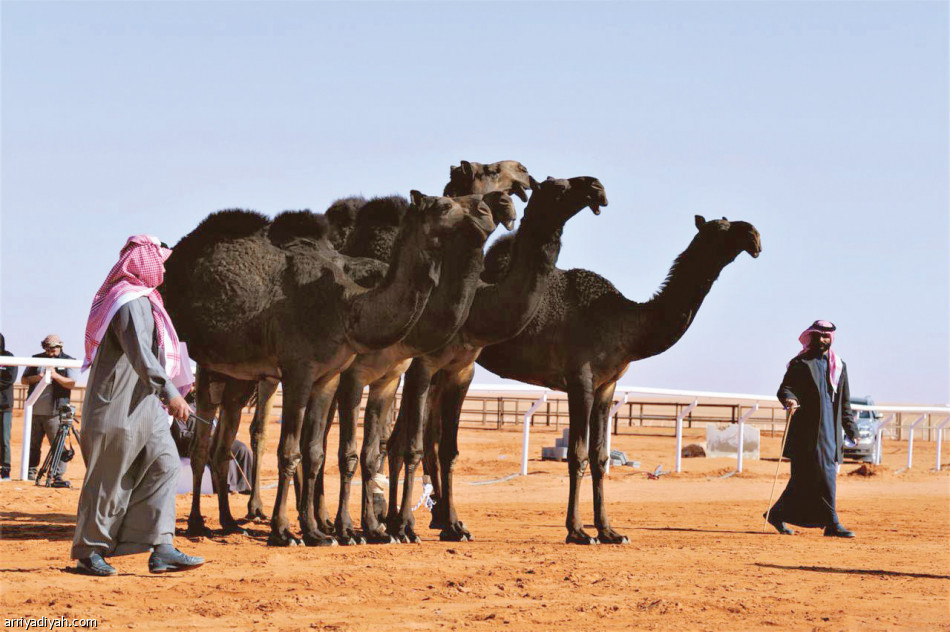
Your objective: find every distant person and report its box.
[21,334,77,486]
[170,408,254,495]
[0,332,18,481]
[766,320,858,538]
[71,235,203,577]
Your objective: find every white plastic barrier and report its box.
[935,416,950,471]
[0,356,84,481]
[904,415,927,470]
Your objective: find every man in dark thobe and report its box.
[767,320,858,537]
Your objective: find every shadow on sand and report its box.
[755,562,950,580]
[1,511,76,541]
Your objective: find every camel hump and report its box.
[184,209,270,245]
[356,195,409,228]
[482,232,517,282]
[564,268,622,307]
[269,210,330,246]
[325,196,366,223]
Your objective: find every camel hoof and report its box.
[303,533,338,547]
[267,531,302,547]
[598,532,629,545]
[439,522,473,542]
[365,533,396,545]
[184,523,214,539]
[220,524,249,537]
[337,534,364,546]
[245,509,268,523]
[565,531,599,545]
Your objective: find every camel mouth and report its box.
[588,191,608,216]
[465,214,495,240]
[502,219,516,231]
[509,182,529,203]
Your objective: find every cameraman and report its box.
[1,332,18,481]
[21,334,77,486]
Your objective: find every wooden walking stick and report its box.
[763,405,795,531]
[231,451,253,492]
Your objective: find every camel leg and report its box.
[374,390,395,525]
[359,378,398,543]
[268,370,312,547]
[565,369,598,545]
[213,378,256,535]
[298,375,339,547]
[247,378,278,522]
[385,399,407,529]
[313,396,336,535]
[334,370,364,545]
[186,370,219,537]
[590,381,628,544]
[388,358,431,543]
[423,373,445,530]
[437,365,475,542]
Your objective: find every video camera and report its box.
[57,405,76,463]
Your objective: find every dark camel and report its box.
[247,162,530,532]
[183,161,531,537]
[386,176,608,543]
[476,215,762,544]
[332,191,517,545]
[164,193,483,546]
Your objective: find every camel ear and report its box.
[410,190,425,207]
[695,215,706,229]
[460,160,474,178]
[528,175,540,190]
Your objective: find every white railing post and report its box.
[20,370,53,481]
[873,414,895,465]
[605,393,629,475]
[675,399,698,473]
[905,415,927,470]
[935,416,950,471]
[521,391,548,476]
[735,403,759,473]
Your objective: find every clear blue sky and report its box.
[2,2,947,404]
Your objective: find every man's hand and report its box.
[784,399,800,414]
[167,395,193,422]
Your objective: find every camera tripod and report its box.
[35,414,81,488]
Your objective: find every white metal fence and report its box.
[3,355,948,481]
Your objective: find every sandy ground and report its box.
[2,412,948,631]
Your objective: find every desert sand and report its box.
[2,411,948,631]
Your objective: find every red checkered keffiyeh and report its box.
[795,319,843,393]
[83,235,182,382]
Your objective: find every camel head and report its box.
[472,191,517,231]
[439,191,515,246]
[523,176,608,226]
[324,196,366,250]
[443,160,532,202]
[409,190,478,250]
[693,215,762,263]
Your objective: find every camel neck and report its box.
[621,237,730,360]
[403,232,486,351]
[464,216,563,345]
[344,220,439,352]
